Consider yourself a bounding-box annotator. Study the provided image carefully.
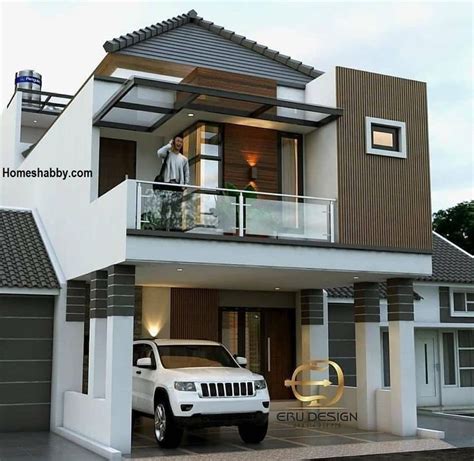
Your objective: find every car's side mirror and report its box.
[235,356,247,367]
[136,357,154,369]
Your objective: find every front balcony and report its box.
[135,180,336,243]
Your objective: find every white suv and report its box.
[132,339,270,448]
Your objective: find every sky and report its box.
[0,0,472,213]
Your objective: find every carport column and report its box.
[299,289,328,393]
[105,264,136,454]
[88,270,107,398]
[354,282,381,431]
[387,278,417,436]
[51,281,86,428]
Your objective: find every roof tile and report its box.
[0,209,59,289]
[102,9,323,82]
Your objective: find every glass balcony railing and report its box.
[136,181,336,243]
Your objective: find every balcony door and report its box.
[221,307,295,400]
[98,137,136,197]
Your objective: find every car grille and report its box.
[199,382,255,398]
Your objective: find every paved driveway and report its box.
[417,413,474,448]
[0,431,103,461]
[126,417,448,459]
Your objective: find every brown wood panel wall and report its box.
[223,124,279,192]
[336,67,432,251]
[181,67,277,97]
[170,288,219,340]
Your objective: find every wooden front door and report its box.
[99,138,136,196]
[220,307,295,400]
[263,309,295,399]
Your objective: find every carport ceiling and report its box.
[134,262,389,291]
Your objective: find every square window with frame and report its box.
[365,117,407,158]
[451,290,474,317]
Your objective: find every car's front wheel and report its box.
[238,417,268,443]
[154,400,183,448]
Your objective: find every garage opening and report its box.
[0,295,55,431]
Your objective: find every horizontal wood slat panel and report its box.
[224,124,278,192]
[170,288,219,341]
[336,67,432,251]
[181,67,277,98]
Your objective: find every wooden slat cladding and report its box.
[181,67,277,97]
[336,67,432,251]
[224,124,279,192]
[94,53,195,78]
[180,68,277,117]
[170,288,219,340]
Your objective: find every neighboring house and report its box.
[0,7,455,459]
[326,232,474,408]
[0,208,60,431]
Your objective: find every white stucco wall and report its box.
[141,286,171,338]
[0,92,22,196]
[303,70,338,216]
[414,285,441,323]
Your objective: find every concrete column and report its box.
[88,270,107,398]
[50,282,85,429]
[387,278,417,436]
[105,264,135,454]
[299,289,328,394]
[354,282,382,431]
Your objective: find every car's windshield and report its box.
[157,345,239,369]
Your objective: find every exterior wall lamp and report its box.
[250,166,258,181]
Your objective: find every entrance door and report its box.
[99,137,136,196]
[415,330,440,406]
[221,308,295,400]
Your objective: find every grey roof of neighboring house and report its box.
[418,233,473,284]
[327,284,422,301]
[0,209,59,289]
[327,233,473,299]
[103,9,321,88]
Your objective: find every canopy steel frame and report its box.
[93,76,343,132]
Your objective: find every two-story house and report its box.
[0,8,447,459]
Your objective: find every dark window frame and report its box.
[277,132,304,198]
[371,124,400,152]
[182,121,224,188]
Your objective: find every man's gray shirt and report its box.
[157,143,190,185]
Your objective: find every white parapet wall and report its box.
[1,78,134,280]
[375,388,392,433]
[63,391,108,444]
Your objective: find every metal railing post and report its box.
[238,192,244,237]
[329,200,335,243]
[136,182,142,230]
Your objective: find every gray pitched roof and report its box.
[0,209,59,289]
[103,9,321,88]
[327,284,422,301]
[327,233,473,299]
[418,233,473,284]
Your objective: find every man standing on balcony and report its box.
[155,135,190,231]
[156,135,190,186]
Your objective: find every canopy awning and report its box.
[93,76,343,133]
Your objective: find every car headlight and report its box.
[174,381,196,392]
[255,379,267,390]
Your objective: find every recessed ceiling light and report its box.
[177,268,183,272]
[187,113,194,117]
[33,120,37,123]
[353,276,359,280]
[275,287,280,291]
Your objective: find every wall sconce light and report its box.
[250,166,258,181]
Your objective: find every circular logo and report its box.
[284,360,345,407]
